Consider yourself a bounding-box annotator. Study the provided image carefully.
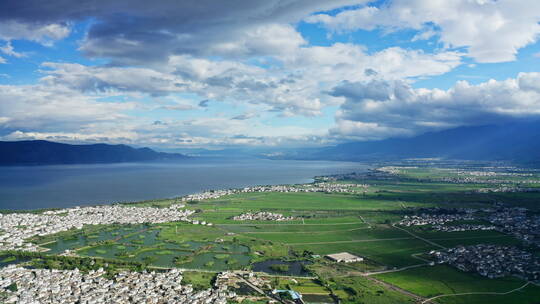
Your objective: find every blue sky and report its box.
[1,0,540,150]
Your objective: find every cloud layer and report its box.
[307,0,540,63]
[0,1,540,148]
[331,73,540,140]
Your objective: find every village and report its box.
[181,182,364,202]
[398,205,540,246]
[475,186,540,193]
[0,204,195,251]
[430,223,496,232]
[430,244,540,281]
[0,264,326,304]
[398,210,476,227]
[487,207,540,247]
[232,212,296,222]
[1,169,539,303]
[0,266,233,304]
[376,166,540,184]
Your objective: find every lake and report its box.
[0,158,368,210]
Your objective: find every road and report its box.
[358,215,372,228]
[234,273,287,304]
[363,275,427,303]
[363,263,428,276]
[421,282,531,304]
[392,223,446,249]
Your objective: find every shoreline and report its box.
[0,159,370,211]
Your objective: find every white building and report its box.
[325,252,364,263]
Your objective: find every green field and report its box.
[375,265,540,304]
[194,192,428,212]
[6,163,540,304]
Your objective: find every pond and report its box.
[78,244,194,267]
[232,282,261,296]
[77,237,251,270]
[213,243,250,254]
[251,259,313,276]
[79,246,251,270]
[43,224,149,254]
[43,222,252,270]
[44,223,250,254]
[177,252,251,271]
[0,255,31,267]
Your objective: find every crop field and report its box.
[243,226,409,245]
[326,275,417,304]
[11,163,540,304]
[293,238,435,267]
[158,222,227,242]
[375,265,540,304]
[409,229,522,248]
[195,192,427,212]
[219,222,367,234]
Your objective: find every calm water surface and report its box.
[0,158,368,210]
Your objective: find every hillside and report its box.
[283,121,540,163]
[0,140,188,165]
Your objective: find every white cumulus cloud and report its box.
[330,72,540,140]
[307,0,540,63]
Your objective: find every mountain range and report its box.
[1,121,539,166]
[278,121,540,164]
[0,140,187,165]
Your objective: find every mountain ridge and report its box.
[276,121,540,164]
[0,140,188,165]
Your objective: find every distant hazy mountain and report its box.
[282,121,540,163]
[0,140,188,165]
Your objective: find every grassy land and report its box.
[118,198,178,208]
[293,238,435,268]
[326,275,416,304]
[8,163,540,304]
[194,192,428,213]
[375,265,540,304]
[158,222,227,242]
[182,271,217,290]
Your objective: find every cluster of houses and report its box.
[487,207,540,247]
[215,271,269,302]
[398,211,475,227]
[376,165,540,185]
[181,189,235,201]
[376,166,416,175]
[0,266,233,304]
[399,206,540,248]
[216,271,311,304]
[181,183,363,202]
[438,175,540,185]
[232,212,295,222]
[455,170,534,177]
[399,211,497,232]
[431,224,496,232]
[0,204,194,251]
[475,186,540,193]
[430,244,540,281]
[185,218,213,226]
[374,166,540,186]
[315,172,369,184]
